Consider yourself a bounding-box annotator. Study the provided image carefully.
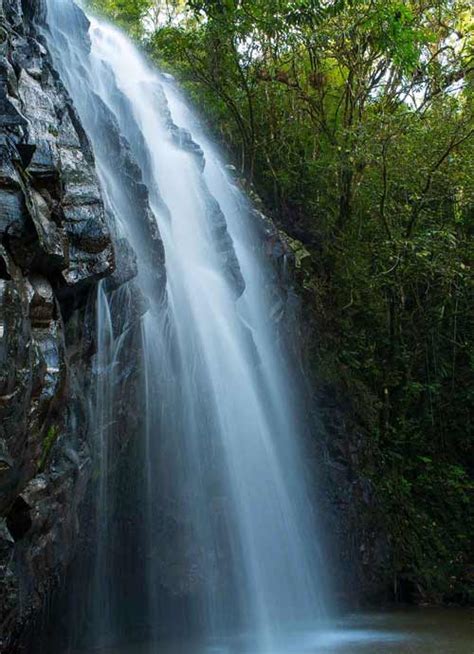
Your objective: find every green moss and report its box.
[39,425,60,471]
[283,233,312,270]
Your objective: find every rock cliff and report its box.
[0,0,117,649]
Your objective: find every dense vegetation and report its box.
[88,0,473,604]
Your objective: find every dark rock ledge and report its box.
[0,0,121,650]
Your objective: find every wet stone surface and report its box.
[0,0,123,651]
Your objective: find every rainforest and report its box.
[0,0,472,652]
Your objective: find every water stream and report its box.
[43,1,328,651]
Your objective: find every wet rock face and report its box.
[0,0,116,650]
[312,386,393,607]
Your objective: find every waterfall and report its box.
[42,1,329,651]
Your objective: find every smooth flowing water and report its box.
[71,610,474,654]
[43,1,327,651]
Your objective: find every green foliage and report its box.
[39,425,60,471]
[91,0,474,602]
[87,0,153,35]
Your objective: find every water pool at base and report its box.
[73,609,473,654]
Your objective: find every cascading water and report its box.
[42,1,330,651]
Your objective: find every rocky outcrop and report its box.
[313,385,393,606]
[0,0,119,650]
